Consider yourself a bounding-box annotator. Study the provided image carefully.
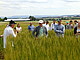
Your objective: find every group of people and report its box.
[0,19,80,48]
[28,19,65,38]
[28,19,80,38]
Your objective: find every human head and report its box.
[38,20,43,27]
[43,21,45,24]
[17,23,20,27]
[66,21,69,24]
[78,21,80,27]
[9,20,16,28]
[53,20,56,24]
[70,20,73,24]
[74,20,78,24]
[46,21,49,24]
[57,19,62,25]
[30,22,32,26]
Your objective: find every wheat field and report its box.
[0,21,80,60]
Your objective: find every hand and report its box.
[0,35,3,38]
[75,33,80,35]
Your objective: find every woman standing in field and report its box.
[74,21,80,38]
[15,23,22,33]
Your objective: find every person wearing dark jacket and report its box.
[74,21,80,37]
[32,20,48,39]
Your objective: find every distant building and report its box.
[4,19,30,21]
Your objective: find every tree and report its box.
[3,17,7,20]
[29,16,36,21]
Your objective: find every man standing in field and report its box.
[68,20,73,29]
[74,20,78,28]
[74,21,80,38]
[32,20,48,39]
[28,22,35,31]
[3,20,17,48]
[51,19,57,30]
[54,19,65,37]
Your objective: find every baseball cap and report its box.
[38,20,43,23]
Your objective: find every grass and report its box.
[0,21,80,60]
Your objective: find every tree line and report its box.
[0,17,7,21]
[1,16,80,22]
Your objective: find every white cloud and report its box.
[0,0,80,16]
[65,0,80,2]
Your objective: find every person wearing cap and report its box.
[51,19,57,30]
[54,19,65,37]
[3,20,17,48]
[32,20,48,39]
[28,22,35,31]
[65,21,69,29]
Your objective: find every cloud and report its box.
[0,0,48,3]
[0,0,80,17]
[65,0,80,2]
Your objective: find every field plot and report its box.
[0,21,80,60]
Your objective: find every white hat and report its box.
[38,20,43,23]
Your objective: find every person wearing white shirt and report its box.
[16,23,22,33]
[74,20,78,28]
[3,20,17,48]
[42,21,46,27]
[45,21,50,31]
[51,20,57,30]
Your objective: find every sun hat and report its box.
[38,20,43,23]
[9,20,16,25]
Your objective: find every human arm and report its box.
[10,29,17,37]
[74,27,77,35]
[54,25,65,34]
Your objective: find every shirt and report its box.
[3,26,17,41]
[54,24,65,34]
[28,25,35,31]
[39,27,44,37]
[42,24,46,27]
[74,23,78,28]
[44,24,50,31]
[51,23,57,30]
[16,27,22,31]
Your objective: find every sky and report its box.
[0,0,80,17]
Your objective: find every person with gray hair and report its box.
[54,19,65,37]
